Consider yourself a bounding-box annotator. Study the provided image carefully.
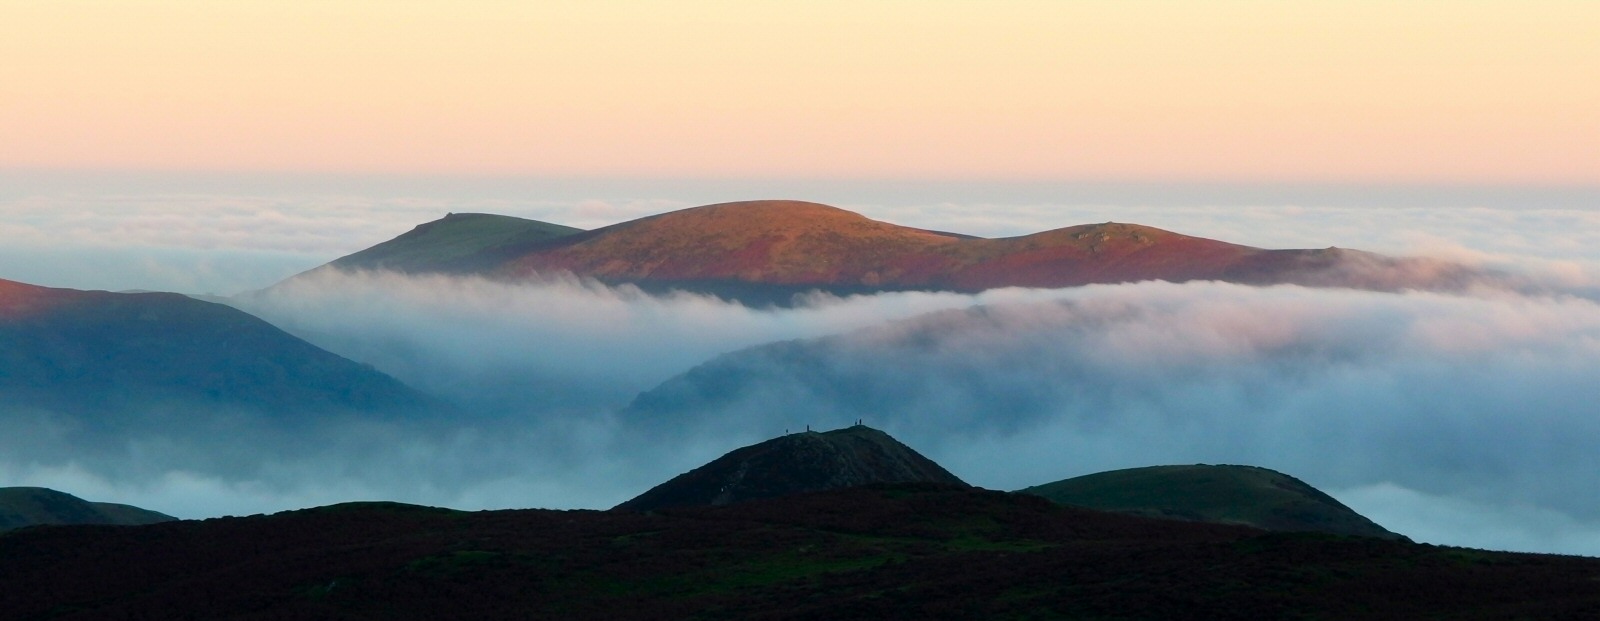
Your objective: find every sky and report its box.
[4,2,1600,558]
[2,1,1596,183]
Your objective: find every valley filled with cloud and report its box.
[4,184,1599,556]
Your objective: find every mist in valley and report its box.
[4,187,1600,556]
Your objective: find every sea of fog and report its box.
[3,174,1599,557]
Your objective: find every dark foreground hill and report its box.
[0,277,437,425]
[614,425,967,511]
[297,200,1477,304]
[3,485,1598,620]
[1019,464,1405,540]
[0,487,174,532]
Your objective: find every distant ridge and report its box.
[294,200,1476,304]
[614,425,967,512]
[1018,464,1405,540]
[0,487,175,531]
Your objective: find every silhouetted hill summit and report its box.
[1019,464,1405,540]
[614,425,967,511]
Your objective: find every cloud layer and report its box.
[11,263,1568,557]
[5,184,1600,556]
[6,267,1600,555]
[618,281,1600,554]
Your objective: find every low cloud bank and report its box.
[0,410,645,518]
[621,281,1600,554]
[5,188,1600,554]
[0,189,686,293]
[1335,483,1600,555]
[9,266,1600,555]
[239,270,1070,414]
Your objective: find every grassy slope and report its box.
[312,201,1464,305]
[1018,464,1404,540]
[1,484,1594,620]
[328,212,583,274]
[0,488,174,532]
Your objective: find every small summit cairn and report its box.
[613,426,967,512]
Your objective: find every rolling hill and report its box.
[0,487,175,532]
[0,277,437,424]
[1,484,1595,620]
[614,425,967,512]
[324,212,583,275]
[1017,464,1404,540]
[296,200,1476,304]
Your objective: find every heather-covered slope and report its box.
[614,425,967,512]
[0,487,175,532]
[0,278,435,421]
[303,200,1474,304]
[2,484,1597,620]
[1018,464,1404,540]
[497,200,1389,293]
[505,201,966,285]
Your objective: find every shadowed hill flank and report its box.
[0,278,435,420]
[614,425,966,512]
[305,200,1476,305]
[1018,464,1404,540]
[0,487,175,532]
[328,212,583,274]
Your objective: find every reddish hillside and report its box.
[297,200,1479,304]
[499,200,1263,289]
[941,222,1262,290]
[502,200,964,285]
[0,278,74,319]
[491,200,1437,295]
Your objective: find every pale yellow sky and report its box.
[2,1,1596,184]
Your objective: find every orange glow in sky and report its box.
[2,1,1596,184]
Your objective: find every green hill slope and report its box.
[0,487,175,531]
[1018,464,1404,540]
[327,212,583,274]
